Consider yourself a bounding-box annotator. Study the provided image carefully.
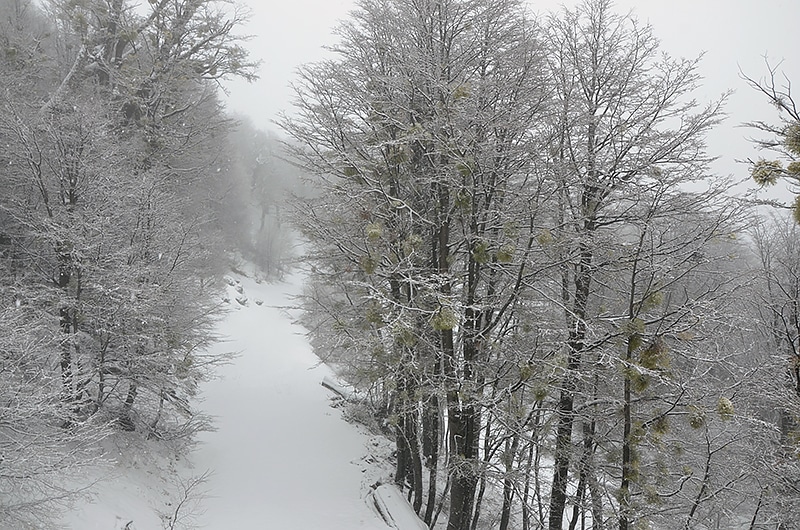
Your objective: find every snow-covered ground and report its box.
[190,269,391,529]
[61,267,397,529]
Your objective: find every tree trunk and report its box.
[521,441,533,530]
[447,401,479,530]
[587,422,605,530]
[407,398,424,513]
[448,306,485,529]
[568,463,587,530]
[423,388,440,523]
[471,417,493,530]
[549,381,576,530]
[150,389,166,436]
[499,432,521,530]
[396,393,411,489]
[620,336,635,530]
[57,242,77,412]
[59,307,75,402]
[431,175,479,530]
[94,336,111,414]
[549,220,593,530]
[119,382,138,431]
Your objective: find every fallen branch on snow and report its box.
[368,484,429,530]
[321,376,357,401]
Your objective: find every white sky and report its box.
[223,0,800,191]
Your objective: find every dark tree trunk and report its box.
[150,388,166,435]
[58,244,76,409]
[58,261,82,417]
[395,395,411,488]
[549,236,592,530]
[431,176,478,530]
[409,407,424,513]
[59,307,75,401]
[447,401,479,530]
[396,370,424,513]
[549,379,577,530]
[522,438,536,530]
[94,336,110,414]
[570,422,602,530]
[499,432,521,530]
[471,417,493,530]
[620,337,635,530]
[568,463,587,530]
[586,419,605,530]
[448,307,484,530]
[423,387,440,524]
[119,382,138,431]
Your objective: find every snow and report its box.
[60,267,398,529]
[369,484,430,530]
[321,375,360,401]
[59,434,186,530]
[190,269,389,528]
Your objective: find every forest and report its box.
[1,0,799,529]
[283,0,800,529]
[0,0,293,527]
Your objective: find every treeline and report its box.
[0,0,290,527]
[285,0,800,529]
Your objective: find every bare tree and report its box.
[161,470,212,530]
[283,1,549,528]
[540,1,729,528]
[744,215,800,528]
[0,0,254,523]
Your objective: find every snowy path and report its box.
[190,270,388,529]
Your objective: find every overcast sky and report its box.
[222,0,800,194]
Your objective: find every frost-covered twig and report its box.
[162,470,212,530]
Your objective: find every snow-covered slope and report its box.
[60,268,395,529]
[190,269,390,528]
